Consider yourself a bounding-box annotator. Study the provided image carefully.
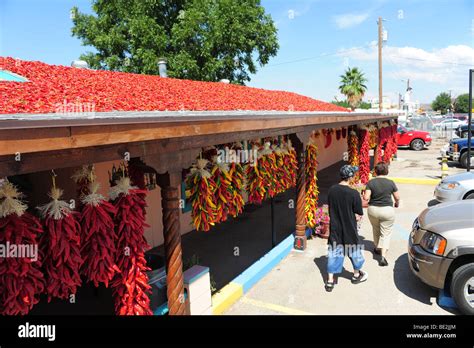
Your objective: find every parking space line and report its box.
[390,177,440,185]
[241,297,315,315]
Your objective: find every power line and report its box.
[384,55,473,67]
[265,43,377,67]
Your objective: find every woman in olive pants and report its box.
[363,162,400,267]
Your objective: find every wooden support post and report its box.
[158,171,186,315]
[294,149,307,250]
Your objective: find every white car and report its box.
[434,172,474,202]
[434,119,466,130]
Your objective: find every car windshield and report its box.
[398,125,408,133]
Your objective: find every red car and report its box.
[396,125,432,151]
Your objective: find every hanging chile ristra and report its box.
[210,154,233,223]
[323,129,334,148]
[79,182,120,287]
[71,165,96,205]
[109,177,152,316]
[228,158,245,219]
[305,132,320,229]
[368,125,378,149]
[0,181,45,315]
[37,185,82,302]
[283,138,298,188]
[246,142,275,204]
[187,158,217,231]
[359,126,371,184]
[272,143,286,194]
[348,127,359,168]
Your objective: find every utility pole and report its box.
[378,17,383,112]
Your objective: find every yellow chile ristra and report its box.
[305,136,319,229]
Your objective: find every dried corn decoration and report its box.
[186,158,217,231]
[109,177,152,315]
[80,182,120,287]
[0,181,45,315]
[210,155,233,223]
[37,185,82,302]
[359,126,371,184]
[305,132,320,229]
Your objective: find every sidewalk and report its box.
[225,143,458,315]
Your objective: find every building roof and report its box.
[0,57,348,115]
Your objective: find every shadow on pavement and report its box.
[393,253,442,306]
[313,255,354,283]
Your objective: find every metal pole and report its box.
[378,17,383,112]
[467,69,473,172]
[271,197,276,248]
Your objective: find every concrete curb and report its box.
[211,234,295,315]
[390,177,441,185]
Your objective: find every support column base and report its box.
[293,234,307,251]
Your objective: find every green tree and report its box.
[454,93,470,113]
[331,100,371,109]
[431,92,452,115]
[71,0,279,84]
[338,67,368,110]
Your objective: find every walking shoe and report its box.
[325,281,335,292]
[351,270,368,284]
[379,257,389,267]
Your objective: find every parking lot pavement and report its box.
[225,141,460,315]
[391,138,465,179]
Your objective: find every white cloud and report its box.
[333,13,370,29]
[338,44,474,87]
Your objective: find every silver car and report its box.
[409,200,474,314]
[434,172,474,202]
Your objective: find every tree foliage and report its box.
[331,100,371,109]
[338,67,367,110]
[431,92,452,115]
[454,93,470,113]
[71,0,279,84]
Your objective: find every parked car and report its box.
[409,200,474,314]
[455,122,474,138]
[396,125,432,151]
[434,119,466,130]
[447,138,474,168]
[434,172,474,201]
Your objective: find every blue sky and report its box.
[1,0,473,103]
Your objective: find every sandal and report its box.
[325,281,335,292]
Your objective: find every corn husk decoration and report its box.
[186,158,217,231]
[37,186,82,302]
[305,133,320,229]
[0,181,45,315]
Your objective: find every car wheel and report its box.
[410,139,424,151]
[450,263,474,315]
[460,152,474,169]
[464,192,474,199]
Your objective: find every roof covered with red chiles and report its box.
[0,57,349,115]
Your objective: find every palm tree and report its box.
[339,67,368,110]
